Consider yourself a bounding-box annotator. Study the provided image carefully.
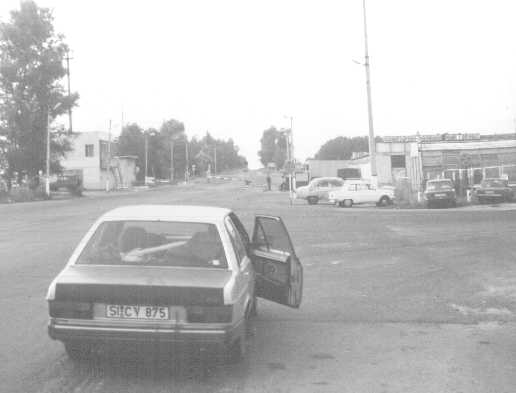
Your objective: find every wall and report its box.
[61,132,112,189]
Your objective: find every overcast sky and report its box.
[1,0,516,168]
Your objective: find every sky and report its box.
[1,0,516,168]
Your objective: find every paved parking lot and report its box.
[2,176,516,393]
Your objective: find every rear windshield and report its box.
[77,220,227,268]
[481,179,507,188]
[426,180,453,191]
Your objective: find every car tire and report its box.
[378,196,391,207]
[343,199,353,208]
[64,341,91,361]
[307,196,319,205]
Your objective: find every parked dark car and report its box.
[424,179,457,208]
[475,178,513,204]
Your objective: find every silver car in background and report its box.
[295,177,345,205]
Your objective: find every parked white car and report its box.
[328,180,395,207]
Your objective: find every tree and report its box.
[158,119,184,180]
[0,1,78,186]
[117,123,145,180]
[314,136,369,160]
[258,126,287,168]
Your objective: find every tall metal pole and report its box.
[213,145,217,174]
[170,138,174,183]
[65,51,73,133]
[106,120,112,191]
[185,139,189,182]
[45,108,51,196]
[362,0,377,182]
[144,132,148,184]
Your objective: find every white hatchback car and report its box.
[46,205,303,362]
[328,180,395,207]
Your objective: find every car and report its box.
[423,179,457,208]
[46,205,303,362]
[328,180,395,207]
[475,178,514,204]
[294,177,345,204]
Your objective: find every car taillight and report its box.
[49,301,93,319]
[187,306,232,323]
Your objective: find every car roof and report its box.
[100,205,232,223]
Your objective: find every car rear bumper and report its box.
[48,319,243,346]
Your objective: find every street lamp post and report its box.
[284,116,295,205]
[144,130,157,185]
[362,0,378,185]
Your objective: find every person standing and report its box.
[266,172,272,191]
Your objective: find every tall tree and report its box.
[117,123,145,180]
[0,1,78,186]
[158,119,184,179]
[258,126,287,168]
[314,136,369,160]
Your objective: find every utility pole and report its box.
[144,132,149,184]
[65,50,73,133]
[45,108,51,197]
[284,115,295,205]
[213,145,217,174]
[362,0,377,184]
[170,138,174,183]
[106,120,112,192]
[185,139,189,182]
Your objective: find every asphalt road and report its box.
[2,174,516,393]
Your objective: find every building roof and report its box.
[420,139,516,151]
[100,205,232,223]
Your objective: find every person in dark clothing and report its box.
[266,173,272,191]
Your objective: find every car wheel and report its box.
[378,196,391,207]
[307,196,319,205]
[225,324,247,364]
[64,341,91,361]
[343,199,353,208]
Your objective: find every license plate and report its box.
[106,305,169,320]
[435,193,446,197]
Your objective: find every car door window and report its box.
[253,216,294,256]
[228,212,250,248]
[316,180,328,189]
[332,180,344,188]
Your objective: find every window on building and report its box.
[391,155,406,168]
[85,144,94,157]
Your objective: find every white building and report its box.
[61,132,138,190]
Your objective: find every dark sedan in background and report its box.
[475,178,514,204]
[424,179,457,208]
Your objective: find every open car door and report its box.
[250,215,303,308]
